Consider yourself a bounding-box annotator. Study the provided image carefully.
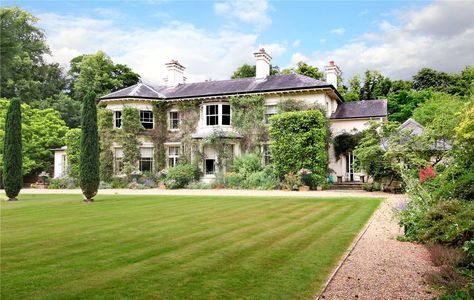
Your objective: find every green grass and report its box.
[1,194,381,300]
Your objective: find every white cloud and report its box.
[294,1,474,80]
[330,27,346,35]
[319,38,327,44]
[214,0,271,29]
[292,39,300,47]
[38,13,285,85]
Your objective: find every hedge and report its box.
[269,110,328,186]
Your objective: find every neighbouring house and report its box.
[53,49,388,182]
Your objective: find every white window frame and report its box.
[140,110,154,129]
[169,111,180,130]
[204,103,231,127]
[139,147,154,173]
[114,147,124,175]
[264,105,277,124]
[167,146,180,168]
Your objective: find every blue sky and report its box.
[3,0,473,85]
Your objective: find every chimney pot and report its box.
[165,59,185,87]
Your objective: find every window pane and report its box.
[170,112,179,129]
[206,105,219,126]
[140,110,153,129]
[222,105,230,114]
[222,115,230,125]
[140,158,153,172]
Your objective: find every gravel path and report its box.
[319,194,438,300]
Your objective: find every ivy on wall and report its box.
[65,128,81,181]
[151,101,169,171]
[269,110,329,186]
[176,100,201,165]
[229,95,266,153]
[120,106,143,176]
[97,108,115,181]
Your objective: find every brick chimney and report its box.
[253,48,272,80]
[324,60,341,88]
[165,59,185,87]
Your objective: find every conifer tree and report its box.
[79,92,99,202]
[3,98,23,201]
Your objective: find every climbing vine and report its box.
[202,128,236,183]
[176,100,201,165]
[120,107,143,176]
[151,101,169,172]
[97,108,115,181]
[229,95,266,153]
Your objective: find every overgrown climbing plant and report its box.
[97,108,115,181]
[120,106,142,176]
[151,101,169,171]
[176,100,201,164]
[229,95,265,153]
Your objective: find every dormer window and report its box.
[140,110,153,129]
[205,104,231,126]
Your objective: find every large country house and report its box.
[53,49,387,182]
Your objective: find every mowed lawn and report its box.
[1,194,380,300]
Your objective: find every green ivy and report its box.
[229,95,265,152]
[65,128,81,181]
[120,107,142,176]
[269,110,329,186]
[151,102,169,171]
[177,100,201,165]
[97,108,114,181]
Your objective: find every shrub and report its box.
[434,170,474,201]
[99,181,112,189]
[224,172,242,188]
[165,164,201,189]
[49,177,77,189]
[269,110,328,187]
[110,177,128,188]
[240,168,280,190]
[420,200,474,247]
[232,153,263,176]
[65,129,81,181]
[282,172,302,191]
[3,98,22,200]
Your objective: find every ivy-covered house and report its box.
[54,49,388,183]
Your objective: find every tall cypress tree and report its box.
[79,92,99,202]
[3,98,23,201]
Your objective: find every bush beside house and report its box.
[269,110,329,188]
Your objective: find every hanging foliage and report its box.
[202,128,235,183]
[176,100,201,164]
[120,106,142,176]
[229,95,265,153]
[151,101,169,171]
[333,132,363,160]
[97,108,115,181]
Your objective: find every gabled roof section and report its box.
[100,74,341,101]
[101,83,166,100]
[330,99,388,119]
[399,118,425,135]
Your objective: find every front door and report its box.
[345,152,354,181]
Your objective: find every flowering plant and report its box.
[419,165,436,182]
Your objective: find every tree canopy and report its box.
[69,51,140,101]
[280,62,324,80]
[0,99,68,176]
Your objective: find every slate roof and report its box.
[100,74,338,101]
[330,99,388,119]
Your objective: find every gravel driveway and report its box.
[319,194,438,300]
